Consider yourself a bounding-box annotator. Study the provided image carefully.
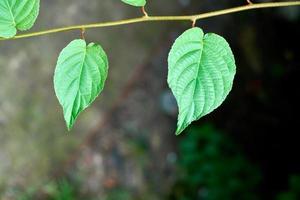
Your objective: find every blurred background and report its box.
[0,0,300,199]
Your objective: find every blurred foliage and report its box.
[51,179,76,200]
[169,124,261,200]
[104,188,133,200]
[276,175,300,200]
[14,179,136,200]
[12,124,300,200]
[13,179,77,200]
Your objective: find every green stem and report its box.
[1,1,300,41]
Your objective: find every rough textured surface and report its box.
[168,27,236,134]
[54,40,108,130]
[0,0,40,38]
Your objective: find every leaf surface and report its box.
[168,27,236,135]
[0,0,40,38]
[54,39,109,130]
[121,0,146,7]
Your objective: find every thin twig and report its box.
[141,6,149,17]
[247,0,253,5]
[80,28,85,40]
[192,18,196,28]
[0,1,300,41]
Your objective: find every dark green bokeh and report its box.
[169,124,261,200]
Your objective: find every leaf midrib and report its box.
[78,47,87,95]
[188,39,204,118]
[4,0,16,26]
[70,45,87,118]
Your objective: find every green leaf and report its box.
[54,39,109,130]
[121,0,146,7]
[0,0,40,38]
[168,27,236,135]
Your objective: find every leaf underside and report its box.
[168,27,236,135]
[54,39,109,130]
[0,0,40,38]
[121,0,146,7]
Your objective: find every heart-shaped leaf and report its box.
[54,39,109,130]
[0,0,40,38]
[121,0,146,7]
[168,27,236,135]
